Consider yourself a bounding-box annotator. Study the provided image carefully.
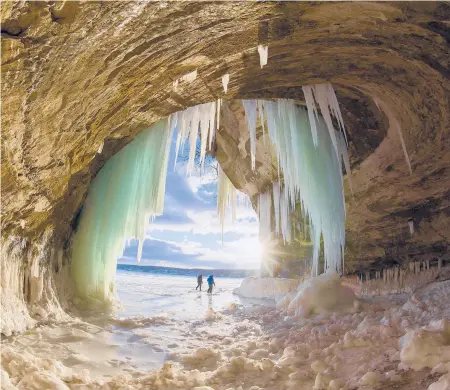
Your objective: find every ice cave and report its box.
[1,2,450,390]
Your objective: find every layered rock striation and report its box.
[2,1,449,333]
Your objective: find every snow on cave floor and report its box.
[2,272,450,390]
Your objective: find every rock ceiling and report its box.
[2,1,449,272]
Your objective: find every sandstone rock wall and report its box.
[1,1,449,333]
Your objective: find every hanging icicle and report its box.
[173,69,198,91]
[257,45,268,68]
[259,191,272,238]
[373,97,412,174]
[303,83,353,192]
[217,166,251,243]
[242,100,258,170]
[222,73,230,94]
[408,219,414,236]
[217,166,237,236]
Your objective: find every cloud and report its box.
[121,133,261,270]
[121,237,248,269]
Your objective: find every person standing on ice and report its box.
[196,273,203,291]
[207,274,215,294]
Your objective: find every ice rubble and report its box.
[6,279,450,389]
[285,272,359,317]
[243,90,348,275]
[71,120,173,300]
[236,272,358,317]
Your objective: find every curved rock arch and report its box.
[1,1,449,334]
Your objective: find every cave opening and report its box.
[70,86,351,312]
[3,2,450,388]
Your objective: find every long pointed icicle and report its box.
[217,166,238,243]
[373,97,412,174]
[242,100,258,170]
[222,73,229,94]
[304,83,353,191]
[302,85,319,146]
[311,83,340,161]
[259,191,272,238]
[257,45,268,68]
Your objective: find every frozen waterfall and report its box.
[243,88,349,275]
[71,120,173,301]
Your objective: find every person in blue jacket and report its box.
[207,274,215,293]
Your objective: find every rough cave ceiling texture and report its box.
[2,1,449,273]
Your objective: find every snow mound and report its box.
[429,373,450,390]
[204,308,223,321]
[233,277,299,300]
[400,320,450,371]
[286,271,359,316]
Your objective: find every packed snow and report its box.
[3,274,450,390]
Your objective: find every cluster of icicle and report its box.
[243,84,351,275]
[168,100,248,240]
[168,100,222,175]
[346,260,449,297]
[71,121,173,300]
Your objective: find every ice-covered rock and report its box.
[429,374,450,390]
[359,371,381,386]
[400,325,450,370]
[287,272,359,316]
[233,277,299,300]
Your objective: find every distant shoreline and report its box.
[117,263,259,278]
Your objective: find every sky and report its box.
[118,135,261,270]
